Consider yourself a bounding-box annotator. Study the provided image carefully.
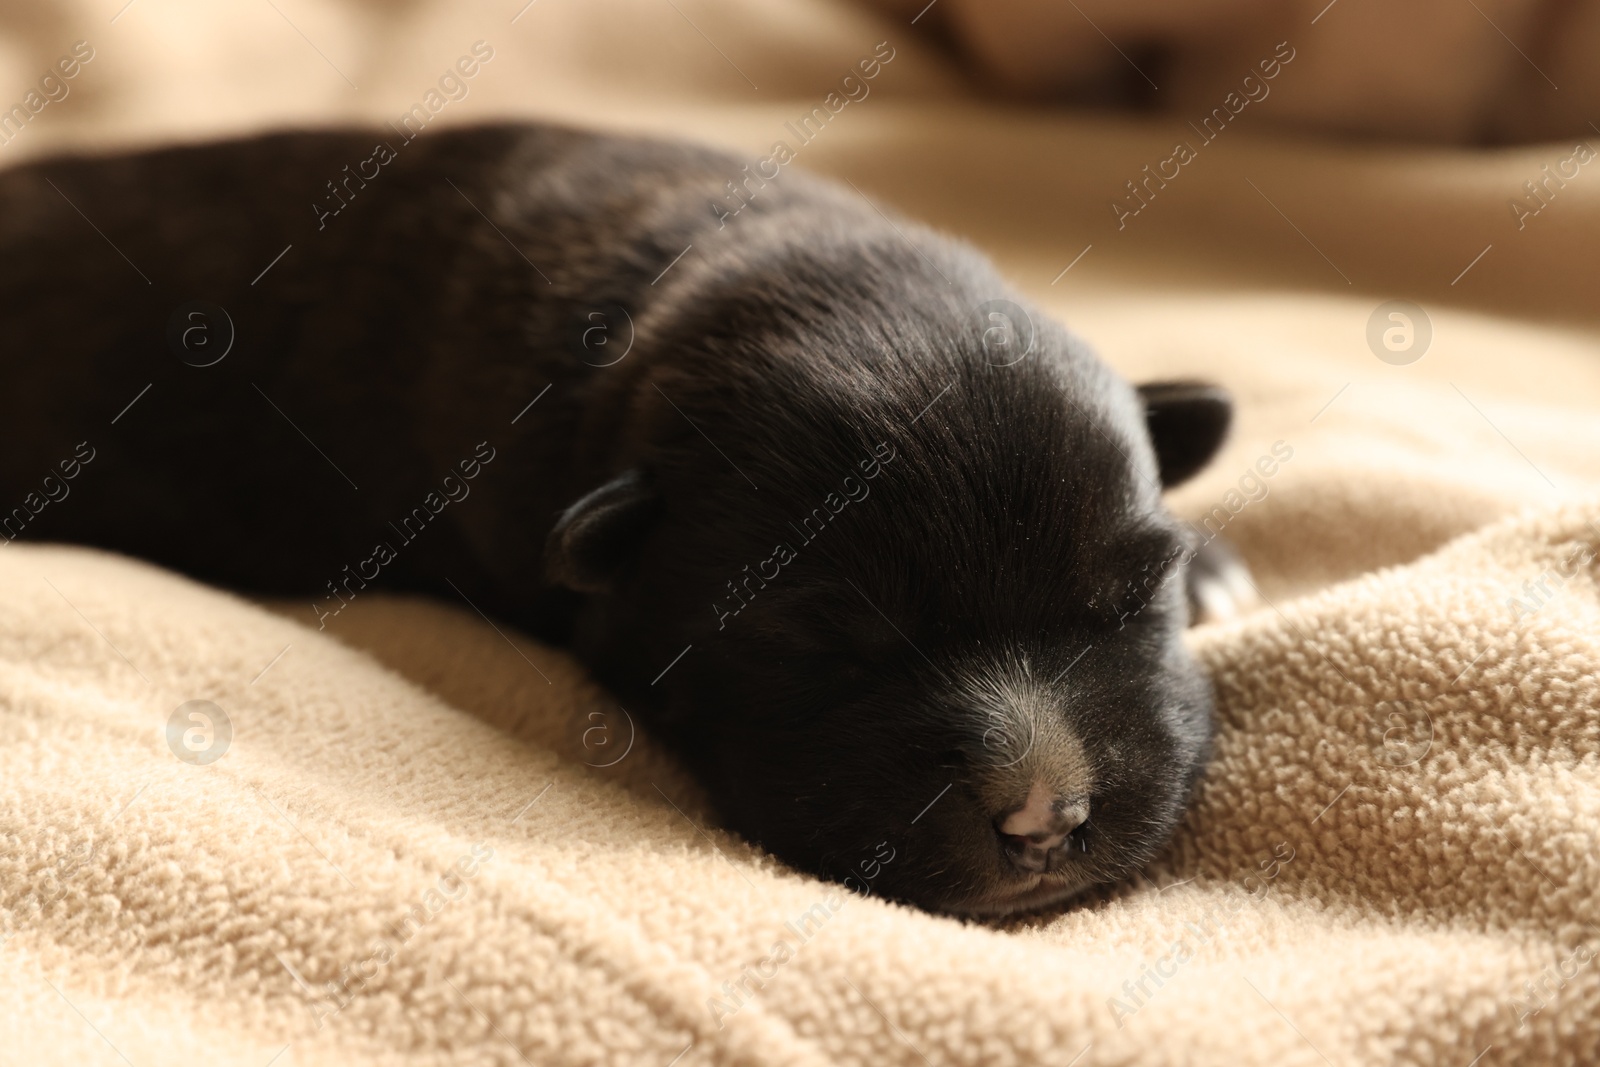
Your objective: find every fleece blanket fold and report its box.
[4,502,1599,1066]
[3,0,1600,1064]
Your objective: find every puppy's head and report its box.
[545,272,1229,915]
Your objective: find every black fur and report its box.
[0,123,1230,916]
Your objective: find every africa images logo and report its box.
[166,700,232,765]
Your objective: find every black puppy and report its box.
[0,123,1232,916]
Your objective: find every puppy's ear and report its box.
[544,468,662,594]
[1137,381,1232,488]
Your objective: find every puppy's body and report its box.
[0,124,1221,915]
[0,125,714,631]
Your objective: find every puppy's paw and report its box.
[1186,538,1260,625]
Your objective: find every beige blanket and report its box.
[870,0,1600,142]
[3,1,1599,1064]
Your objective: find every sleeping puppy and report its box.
[0,123,1235,917]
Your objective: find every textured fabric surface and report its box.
[3,1,1600,1065]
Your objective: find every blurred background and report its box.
[3,0,1599,596]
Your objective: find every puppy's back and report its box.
[0,123,878,605]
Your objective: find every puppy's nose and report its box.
[997,782,1089,873]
